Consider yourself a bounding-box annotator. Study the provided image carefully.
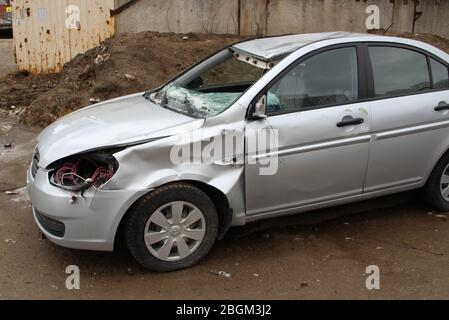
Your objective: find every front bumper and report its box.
[27,167,147,251]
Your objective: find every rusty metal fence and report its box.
[12,0,114,73]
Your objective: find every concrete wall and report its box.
[240,0,416,36]
[11,0,449,74]
[115,0,449,39]
[0,39,16,76]
[414,0,449,37]
[115,0,239,34]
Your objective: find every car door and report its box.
[362,44,449,193]
[245,45,372,216]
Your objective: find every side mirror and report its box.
[252,95,267,120]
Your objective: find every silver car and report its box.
[27,32,449,271]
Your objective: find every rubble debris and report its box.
[428,212,448,220]
[6,187,29,202]
[210,270,232,279]
[4,190,20,195]
[434,214,448,221]
[8,106,24,119]
[94,53,110,65]
[123,74,136,81]
[0,124,12,134]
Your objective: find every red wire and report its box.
[54,158,112,187]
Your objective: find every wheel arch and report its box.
[425,144,449,186]
[113,180,233,250]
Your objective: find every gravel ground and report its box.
[1,114,449,299]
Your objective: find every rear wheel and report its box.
[125,183,218,272]
[425,152,449,212]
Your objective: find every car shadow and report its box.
[226,190,425,239]
[39,189,433,275]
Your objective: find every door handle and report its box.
[435,102,449,111]
[336,116,364,127]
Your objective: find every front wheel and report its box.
[425,152,449,212]
[125,183,219,272]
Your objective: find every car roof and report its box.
[231,32,379,61]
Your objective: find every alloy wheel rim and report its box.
[440,164,449,201]
[144,201,206,261]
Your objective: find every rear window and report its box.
[369,46,431,97]
[430,58,449,89]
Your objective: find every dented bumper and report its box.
[27,166,147,251]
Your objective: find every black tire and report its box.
[125,183,218,272]
[425,152,449,212]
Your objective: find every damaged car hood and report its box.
[37,92,203,167]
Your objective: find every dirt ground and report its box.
[1,113,449,299]
[2,31,449,299]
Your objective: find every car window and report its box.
[430,58,449,89]
[266,47,358,114]
[150,49,265,118]
[368,46,431,97]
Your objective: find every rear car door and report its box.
[363,44,449,193]
[245,45,372,216]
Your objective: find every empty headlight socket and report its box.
[47,148,122,195]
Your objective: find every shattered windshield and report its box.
[150,49,265,118]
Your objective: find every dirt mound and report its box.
[1,30,449,128]
[0,32,243,127]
